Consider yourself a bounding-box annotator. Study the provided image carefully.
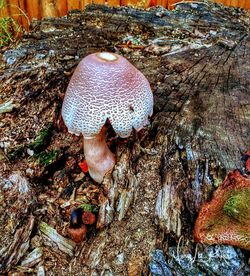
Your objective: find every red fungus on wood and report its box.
[82,211,96,225]
[68,208,87,243]
[194,169,250,250]
[68,224,87,243]
[79,160,89,173]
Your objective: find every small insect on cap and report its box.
[62,52,153,138]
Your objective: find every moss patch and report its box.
[223,189,250,225]
[35,150,59,166]
[7,145,26,160]
[30,123,53,153]
[79,203,99,213]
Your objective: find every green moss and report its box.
[30,123,53,153]
[214,177,223,187]
[7,124,54,161]
[223,189,250,225]
[35,150,59,166]
[7,145,26,160]
[0,18,19,47]
[79,203,99,213]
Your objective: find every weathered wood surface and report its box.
[1,0,250,31]
[0,3,250,275]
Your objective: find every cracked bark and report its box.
[0,3,249,275]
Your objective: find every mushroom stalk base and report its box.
[83,128,116,183]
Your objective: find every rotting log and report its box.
[0,3,250,275]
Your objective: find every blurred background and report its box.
[0,0,249,46]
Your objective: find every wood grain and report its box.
[67,0,80,10]
[56,0,68,16]
[25,0,41,19]
[230,0,239,7]
[0,0,10,18]
[108,0,120,6]
[245,0,250,9]
[18,0,29,30]
[93,0,105,4]
[8,0,20,22]
[1,0,250,30]
[42,0,58,17]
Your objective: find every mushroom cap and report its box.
[62,52,153,138]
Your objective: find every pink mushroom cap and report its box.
[62,52,153,139]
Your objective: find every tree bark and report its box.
[0,3,249,275]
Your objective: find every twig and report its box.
[171,1,210,7]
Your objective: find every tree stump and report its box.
[0,3,249,275]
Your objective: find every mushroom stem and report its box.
[83,127,116,183]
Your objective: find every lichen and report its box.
[223,189,250,225]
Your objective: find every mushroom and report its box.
[67,208,87,243]
[62,52,153,183]
[82,211,96,225]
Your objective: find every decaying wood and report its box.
[0,2,249,275]
[0,173,35,272]
[39,221,76,257]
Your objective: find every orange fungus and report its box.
[194,169,250,250]
[79,160,88,173]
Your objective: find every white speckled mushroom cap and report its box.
[62,52,153,138]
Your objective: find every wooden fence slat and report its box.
[162,1,167,8]
[94,0,106,4]
[168,0,178,10]
[18,0,29,30]
[67,0,80,10]
[238,0,245,8]
[124,0,147,7]
[156,1,167,8]
[0,0,10,18]
[1,0,250,32]
[8,0,20,23]
[42,0,58,17]
[108,0,120,6]
[230,0,239,7]
[79,0,85,9]
[145,0,157,8]
[120,0,129,6]
[26,0,41,20]
[245,0,250,9]
[56,0,68,16]
[0,6,9,18]
[84,0,95,7]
